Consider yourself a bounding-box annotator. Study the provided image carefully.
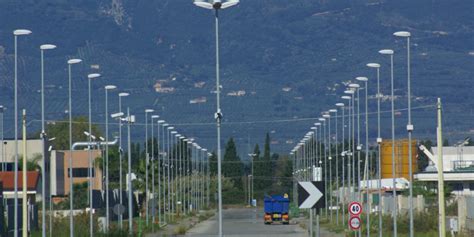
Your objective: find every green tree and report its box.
[209,152,217,176]
[222,138,244,190]
[262,133,272,189]
[18,153,42,172]
[38,116,103,150]
[252,143,265,193]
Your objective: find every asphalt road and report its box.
[185,208,307,237]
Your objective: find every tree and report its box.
[18,153,42,172]
[222,138,244,189]
[262,133,272,189]
[209,152,217,176]
[252,143,265,192]
[37,116,103,150]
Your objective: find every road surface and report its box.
[185,208,307,237]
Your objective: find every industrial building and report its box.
[415,145,474,196]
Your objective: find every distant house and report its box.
[0,171,40,200]
[194,82,206,88]
[154,81,175,93]
[190,97,207,104]
[227,90,246,97]
[282,87,292,92]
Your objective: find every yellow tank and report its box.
[381,139,417,179]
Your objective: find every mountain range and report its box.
[0,0,472,155]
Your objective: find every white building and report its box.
[415,146,474,196]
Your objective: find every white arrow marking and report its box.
[300,182,323,208]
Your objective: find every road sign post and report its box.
[298,181,325,237]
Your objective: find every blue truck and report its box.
[263,194,290,224]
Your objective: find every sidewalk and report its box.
[145,210,215,237]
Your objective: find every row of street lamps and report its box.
[290,31,413,237]
[9,27,213,237]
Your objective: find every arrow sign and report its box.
[298,181,325,209]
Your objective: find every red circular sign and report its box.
[349,216,361,230]
[348,202,362,216]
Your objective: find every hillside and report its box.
[0,0,472,154]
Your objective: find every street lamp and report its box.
[157,120,165,223]
[87,73,100,236]
[348,84,360,201]
[151,115,159,229]
[367,62,382,237]
[167,126,174,219]
[394,30,414,237]
[13,29,31,237]
[379,48,397,237]
[344,90,354,205]
[66,58,81,237]
[104,85,116,231]
[318,117,328,218]
[162,123,169,223]
[193,1,240,235]
[118,92,129,228]
[174,133,182,215]
[40,43,57,237]
[329,108,338,224]
[122,108,135,235]
[357,76,370,236]
[335,102,345,227]
[144,108,154,225]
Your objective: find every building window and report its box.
[68,168,95,178]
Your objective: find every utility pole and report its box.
[437,98,446,237]
[22,110,27,237]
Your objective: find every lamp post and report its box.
[40,43,57,237]
[379,48,397,237]
[151,115,159,228]
[247,153,256,205]
[157,120,165,223]
[167,126,174,219]
[87,73,100,236]
[323,113,332,222]
[170,130,178,216]
[175,133,182,214]
[344,89,354,202]
[193,1,240,235]
[336,102,345,227]
[394,31,414,237]
[357,76,369,237]
[182,138,189,214]
[162,123,169,223]
[318,117,327,217]
[349,84,360,204]
[13,29,31,237]
[104,85,116,231]
[144,109,154,225]
[206,152,211,208]
[187,140,193,211]
[124,108,135,235]
[367,62,382,237]
[118,92,129,228]
[67,58,81,237]
[329,108,338,224]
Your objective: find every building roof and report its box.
[432,146,474,156]
[0,171,40,191]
